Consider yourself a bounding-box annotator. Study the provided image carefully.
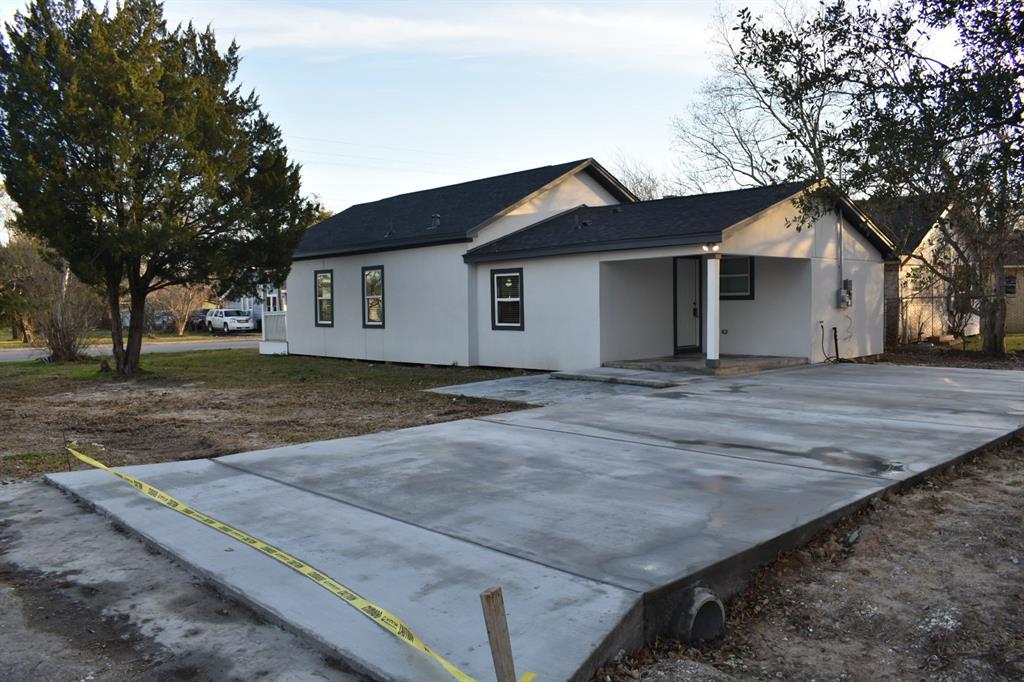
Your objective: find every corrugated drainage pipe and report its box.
[678,587,725,642]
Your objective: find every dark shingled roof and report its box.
[860,195,947,256]
[463,181,811,263]
[294,159,633,259]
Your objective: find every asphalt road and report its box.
[0,336,259,363]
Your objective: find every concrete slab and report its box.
[46,363,1023,681]
[48,460,640,682]
[428,373,652,405]
[551,366,693,388]
[216,420,885,592]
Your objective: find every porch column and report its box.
[705,254,720,368]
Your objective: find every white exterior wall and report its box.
[809,212,884,362]
[723,202,885,361]
[719,257,812,358]
[474,255,601,370]
[471,172,620,245]
[284,169,617,367]
[286,242,472,365]
[599,258,674,363]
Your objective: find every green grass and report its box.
[961,333,1024,353]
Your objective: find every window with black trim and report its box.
[1004,274,1017,297]
[720,256,754,299]
[314,270,333,326]
[491,269,524,330]
[362,266,384,327]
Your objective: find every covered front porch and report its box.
[598,249,814,370]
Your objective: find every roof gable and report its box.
[860,195,948,256]
[293,159,635,260]
[463,181,811,263]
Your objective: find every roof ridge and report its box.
[640,179,810,204]
[342,158,592,210]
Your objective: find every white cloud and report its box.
[163,1,717,75]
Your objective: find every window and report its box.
[314,270,333,326]
[362,266,384,328]
[1004,274,1018,297]
[491,268,524,330]
[720,256,754,299]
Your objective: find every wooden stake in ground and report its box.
[480,587,517,682]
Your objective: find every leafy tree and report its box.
[0,232,38,342]
[689,0,1021,354]
[0,0,319,375]
[845,0,1023,355]
[0,230,101,357]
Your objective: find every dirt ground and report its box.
[596,435,1024,682]
[873,345,1024,370]
[0,350,526,480]
[0,480,364,682]
[2,348,1022,681]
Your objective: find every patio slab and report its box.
[47,363,1023,681]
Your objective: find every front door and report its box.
[674,257,701,351]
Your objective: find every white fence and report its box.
[262,312,287,342]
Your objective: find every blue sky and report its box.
[0,0,778,211]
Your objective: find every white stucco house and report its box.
[273,158,894,370]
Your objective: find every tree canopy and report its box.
[0,0,320,374]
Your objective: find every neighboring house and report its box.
[869,198,981,345]
[278,158,893,370]
[221,284,287,331]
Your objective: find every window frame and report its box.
[719,256,755,300]
[1004,274,1018,297]
[314,269,334,327]
[361,265,385,328]
[490,268,524,331]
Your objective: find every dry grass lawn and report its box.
[0,349,527,480]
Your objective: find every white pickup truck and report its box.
[205,308,255,334]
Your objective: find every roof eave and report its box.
[463,232,722,263]
[293,234,472,261]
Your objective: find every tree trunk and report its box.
[13,314,33,343]
[979,264,1006,356]
[175,314,188,337]
[123,288,147,376]
[106,284,128,375]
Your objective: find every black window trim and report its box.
[361,265,385,329]
[720,255,755,300]
[490,267,524,331]
[314,269,334,327]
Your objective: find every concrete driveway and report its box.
[0,336,258,362]
[48,363,1024,682]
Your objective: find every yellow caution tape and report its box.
[66,445,537,682]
